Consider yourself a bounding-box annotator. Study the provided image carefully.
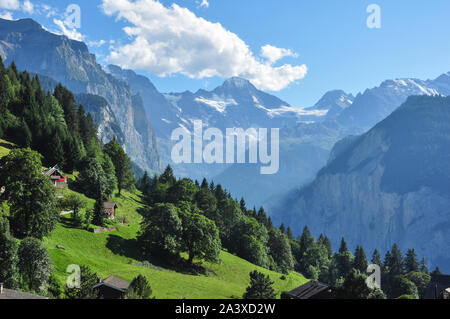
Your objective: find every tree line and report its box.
[137,166,438,299]
[137,166,294,274]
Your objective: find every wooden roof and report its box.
[104,202,118,210]
[0,288,48,299]
[284,280,331,299]
[42,164,63,177]
[93,276,130,292]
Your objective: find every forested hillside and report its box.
[0,57,306,298]
[0,57,437,299]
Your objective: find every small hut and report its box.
[93,276,130,299]
[42,165,67,189]
[103,202,118,219]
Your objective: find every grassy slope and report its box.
[0,139,14,157]
[0,139,307,298]
[44,190,307,299]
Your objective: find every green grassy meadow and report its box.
[0,141,307,299]
[43,190,307,299]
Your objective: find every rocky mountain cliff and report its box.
[105,65,178,139]
[0,18,161,173]
[270,95,450,271]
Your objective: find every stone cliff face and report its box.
[271,96,450,271]
[288,163,450,269]
[74,93,125,146]
[0,18,161,173]
[105,65,178,139]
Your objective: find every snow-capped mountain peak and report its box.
[379,78,439,96]
[222,76,254,89]
[313,90,354,110]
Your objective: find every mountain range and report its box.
[213,74,450,207]
[1,18,450,270]
[269,95,450,271]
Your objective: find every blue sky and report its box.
[2,0,450,107]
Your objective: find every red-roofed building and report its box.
[42,164,68,189]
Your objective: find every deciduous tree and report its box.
[0,148,59,239]
[18,237,53,292]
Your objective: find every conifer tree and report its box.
[404,249,419,273]
[159,165,176,186]
[286,227,294,240]
[353,246,369,272]
[371,249,382,267]
[239,197,246,213]
[200,178,208,189]
[126,275,152,299]
[339,237,348,254]
[419,258,429,274]
[389,244,404,277]
[243,271,276,299]
[323,236,332,258]
[297,226,315,272]
[138,171,152,196]
[104,137,135,195]
[92,191,105,227]
[335,238,354,279]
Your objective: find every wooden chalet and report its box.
[281,280,334,299]
[93,276,130,299]
[424,273,450,299]
[42,165,67,189]
[103,202,118,219]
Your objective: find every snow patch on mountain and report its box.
[381,78,440,96]
[194,96,238,113]
[254,104,328,119]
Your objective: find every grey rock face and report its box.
[271,96,450,271]
[0,18,161,173]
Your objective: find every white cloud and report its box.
[260,44,298,64]
[21,0,33,14]
[87,39,107,48]
[0,0,19,10]
[0,10,13,19]
[101,0,307,91]
[0,0,35,14]
[198,0,209,8]
[41,4,58,18]
[53,18,84,41]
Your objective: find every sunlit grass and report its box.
[44,189,307,299]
